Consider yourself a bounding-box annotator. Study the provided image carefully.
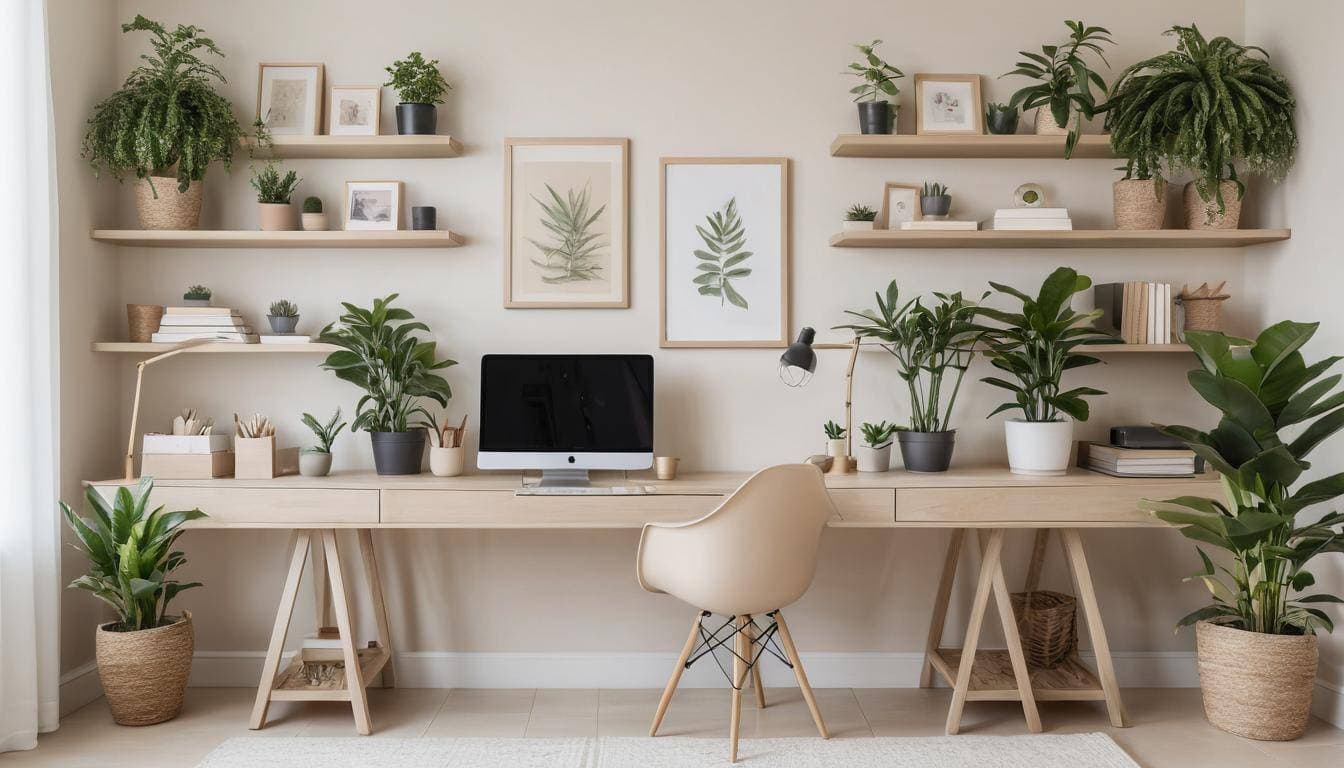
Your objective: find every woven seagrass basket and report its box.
[1196,621,1316,741]
[1113,179,1166,230]
[126,304,164,343]
[1183,181,1242,230]
[135,176,203,230]
[95,612,194,725]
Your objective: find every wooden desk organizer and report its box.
[234,436,300,479]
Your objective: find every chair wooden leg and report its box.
[324,530,373,735]
[730,616,745,763]
[357,529,396,689]
[773,610,828,739]
[250,531,310,730]
[1062,529,1127,727]
[746,615,766,708]
[921,529,965,688]
[650,612,703,737]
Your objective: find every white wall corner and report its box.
[58,660,102,717]
[1314,678,1343,730]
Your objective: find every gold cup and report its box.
[655,456,680,481]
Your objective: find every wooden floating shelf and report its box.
[91,229,465,248]
[930,648,1106,702]
[93,342,339,354]
[830,229,1290,249]
[241,134,463,159]
[813,342,1191,353]
[831,134,1117,159]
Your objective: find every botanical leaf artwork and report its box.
[692,197,752,310]
[527,182,607,284]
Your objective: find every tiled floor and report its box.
[4,687,1341,767]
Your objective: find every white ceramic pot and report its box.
[855,443,892,472]
[301,212,328,231]
[299,451,332,477]
[430,446,465,477]
[842,220,875,231]
[258,202,296,231]
[1004,419,1073,475]
[826,438,848,459]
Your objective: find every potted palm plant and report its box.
[384,52,452,135]
[1104,25,1296,229]
[250,163,301,231]
[1141,321,1344,741]
[82,15,242,230]
[835,281,983,472]
[299,408,346,477]
[319,294,456,475]
[856,421,897,473]
[977,267,1114,475]
[845,40,904,134]
[1002,20,1113,158]
[60,479,206,725]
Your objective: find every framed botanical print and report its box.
[915,74,984,135]
[328,85,380,136]
[878,182,922,229]
[660,157,789,348]
[504,138,629,308]
[344,180,402,230]
[257,63,324,136]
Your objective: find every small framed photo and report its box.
[915,74,983,135]
[344,181,403,230]
[329,85,381,136]
[878,183,922,229]
[257,63,324,136]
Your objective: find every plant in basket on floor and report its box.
[60,478,206,725]
[384,51,452,135]
[1140,321,1344,741]
[318,294,456,475]
[845,40,904,135]
[1002,19,1114,157]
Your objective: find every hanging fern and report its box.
[527,182,607,283]
[692,198,752,310]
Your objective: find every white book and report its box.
[982,219,1073,230]
[163,307,241,316]
[1165,283,1173,343]
[1146,283,1157,344]
[259,335,313,345]
[900,220,979,230]
[151,331,260,343]
[992,208,1070,219]
[160,315,247,327]
[142,433,232,455]
[158,325,253,334]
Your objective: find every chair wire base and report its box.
[684,610,791,690]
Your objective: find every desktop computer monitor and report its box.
[477,354,653,486]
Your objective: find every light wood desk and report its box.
[90,467,1216,736]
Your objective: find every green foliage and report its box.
[250,163,300,204]
[693,197,752,310]
[1141,321,1344,635]
[1103,25,1296,215]
[384,51,452,105]
[846,40,905,103]
[921,182,949,198]
[527,182,607,283]
[834,281,985,432]
[860,421,898,448]
[977,266,1115,422]
[845,204,877,222]
[303,196,323,214]
[60,478,206,631]
[318,294,456,433]
[82,15,242,194]
[1003,20,1114,158]
[301,408,347,454]
[986,102,1016,117]
[183,284,210,300]
[268,299,298,317]
[823,420,847,440]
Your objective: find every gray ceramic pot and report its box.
[921,195,951,218]
[897,430,956,472]
[267,315,299,334]
[370,429,426,475]
[857,101,893,135]
[986,107,1020,135]
[412,206,437,230]
[395,103,437,135]
[299,450,332,477]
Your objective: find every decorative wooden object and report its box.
[827,337,861,475]
[240,135,463,159]
[234,436,299,479]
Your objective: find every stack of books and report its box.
[900,220,978,231]
[982,208,1073,230]
[151,307,258,344]
[259,334,313,345]
[1078,442,1203,477]
[1094,282,1175,344]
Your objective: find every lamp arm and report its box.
[124,339,212,481]
[843,336,860,458]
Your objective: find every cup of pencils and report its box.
[429,415,467,477]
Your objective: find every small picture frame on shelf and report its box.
[878,183,922,229]
[343,181,403,230]
[915,74,983,135]
[257,63,324,136]
[328,85,380,136]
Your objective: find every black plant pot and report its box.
[395,103,437,135]
[986,108,1020,135]
[897,430,956,472]
[921,195,951,218]
[412,206,437,231]
[370,430,426,475]
[857,101,892,135]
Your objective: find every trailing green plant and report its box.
[318,294,456,433]
[845,204,877,222]
[823,420,847,440]
[384,52,452,105]
[250,163,300,204]
[834,281,985,433]
[976,266,1116,422]
[183,284,210,300]
[1140,322,1344,636]
[60,478,206,632]
[860,421,897,448]
[268,299,298,317]
[693,197,752,310]
[82,15,242,195]
[1103,24,1296,216]
[527,182,607,283]
[921,182,948,198]
[301,408,347,454]
[845,39,905,102]
[1002,20,1114,159]
[303,196,323,214]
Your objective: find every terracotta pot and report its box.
[1034,105,1077,136]
[135,176,202,230]
[1195,621,1317,740]
[1184,181,1242,230]
[1113,179,1167,230]
[258,202,297,231]
[95,613,194,725]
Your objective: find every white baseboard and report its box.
[1314,678,1344,729]
[58,661,101,717]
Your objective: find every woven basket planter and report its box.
[1010,590,1077,668]
[1113,179,1166,230]
[1033,106,1076,136]
[126,304,164,342]
[135,176,203,230]
[1183,181,1242,230]
[95,612,194,726]
[1195,621,1316,741]
[1181,296,1228,332]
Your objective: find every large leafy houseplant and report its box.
[1002,20,1114,158]
[845,40,903,134]
[384,51,452,105]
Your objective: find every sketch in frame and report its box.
[504,138,629,308]
[343,181,402,231]
[329,85,380,136]
[660,157,789,348]
[915,73,984,135]
[257,63,324,136]
[878,182,922,229]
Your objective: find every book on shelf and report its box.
[1077,442,1203,477]
[900,220,978,230]
[259,335,313,345]
[157,324,254,335]
[142,433,232,455]
[159,314,247,328]
[150,331,260,343]
[163,306,242,316]
[1094,281,1175,345]
[991,208,1070,219]
[982,219,1073,230]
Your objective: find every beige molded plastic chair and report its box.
[637,463,834,762]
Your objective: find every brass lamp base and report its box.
[826,455,856,475]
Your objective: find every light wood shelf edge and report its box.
[811,342,1191,353]
[829,229,1291,249]
[90,229,466,248]
[830,133,1117,159]
[93,342,339,354]
[241,135,463,159]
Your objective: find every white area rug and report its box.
[197,733,1138,767]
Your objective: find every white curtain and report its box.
[0,0,60,753]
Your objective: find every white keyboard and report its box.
[515,485,657,496]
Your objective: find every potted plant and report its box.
[1111,161,1166,230]
[845,40,904,135]
[182,284,211,307]
[1140,321,1344,741]
[856,421,896,473]
[835,281,984,472]
[60,478,206,725]
[920,182,951,219]
[1002,20,1113,158]
[250,163,300,231]
[985,102,1019,135]
[843,204,877,231]
[823,420,847,460]
[267,299,299,334]
[301,196,327,231]
[82,16,242,230]
[299,408,346,477]
[319,294,456,475]
[1103,25,1296,229]
[977,267,1114,475]
[384,51,452,135]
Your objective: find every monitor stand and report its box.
[536,468,591,488]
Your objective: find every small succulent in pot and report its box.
[855,421,897,473]
[250,162,301,231]
[985,102,1020,135]
[384,51,451,135]
[266,299,299,334]
[921,182,951,219]
[299,408,346,477]
[182,284,211,306]
[846,40,904,135]
[823,419,848,459]
[843,203,878,231]
[301,195,327,232]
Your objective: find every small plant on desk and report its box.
[860,421,896,449]
[823,420,848,461]
[823,420,846,440]
[857,421,897,473]
[299,408,346,478]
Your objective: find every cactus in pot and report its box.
[266,299,299,335]
[301,195,327,231]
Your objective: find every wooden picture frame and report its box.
[257,63,324,136]
[343,180,403,231]
[328,85,381,136]
[660,157,790,349]
[503,137,630,309]
[915,74,984,135]
[877,182,922,229]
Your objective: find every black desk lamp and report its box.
[779,327,817,387]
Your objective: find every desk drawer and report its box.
[830,489,894,525]
[894,481,1215,526]
[382,490,724,528]
[94,486,380,527]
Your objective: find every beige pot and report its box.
[135,176,203,230]
[258,202,297,231]
[1183,181,1242,230]
[126,304,164,342]
[429,446,465,477]
[1034,105,1077,136]
[95,612,194,726]
[1113,179,1167,230]
[301,212,328,232]
[1195,621,1316,740]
